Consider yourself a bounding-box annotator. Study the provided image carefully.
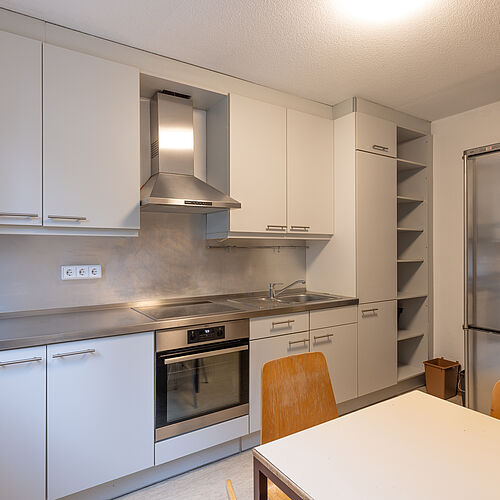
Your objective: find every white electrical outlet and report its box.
[76,265,89,279]
[88,265,102,279]
[61,264,102,280]
[61,266,77,280]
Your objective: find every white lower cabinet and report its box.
[47,332,154,499]
[0,346,46,500]
[249,330,310,433]
[310,324,357,404]
[357,301,397,396]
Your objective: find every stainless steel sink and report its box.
[277,293,341,304]
[228,297,283,309]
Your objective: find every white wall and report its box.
[432,99,500,364]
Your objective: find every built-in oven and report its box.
[155,319,249,441]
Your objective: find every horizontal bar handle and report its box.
[361,308,379,315]
[0,356,43,367]
[290,225,310,232]
[288,338,309,346]
[266,225,287,231]
[272,319,295,327]
[0,212,39,218]
[52,348,95,358]
[164,345,248,365]
[48,215,87,221]
[314,333,334,341]
[372,144,389,152]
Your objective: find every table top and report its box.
[254,391,500,500]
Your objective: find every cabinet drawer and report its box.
[250,312,309,340]
[310,306,357,330]
[356,113,396,158]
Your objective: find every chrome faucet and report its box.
[269,279,306,299]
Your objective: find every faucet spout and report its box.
[272,279,306,299]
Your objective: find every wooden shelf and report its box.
[397,363,424,382]
[397,195,424,204]
[397,259,424,264]
[397,158,426,170]
[397,293,428,300]
[398,330,425,341]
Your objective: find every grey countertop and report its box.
[0,290,358,351]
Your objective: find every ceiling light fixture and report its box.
[334,0,430,23]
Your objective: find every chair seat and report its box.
[268,479,291,500]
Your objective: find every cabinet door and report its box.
[0,31,42,226]
[249,331,310,434]
[43,44,140,229]
[229,94,287,234]
[0,346,46,500]
[358,301,397,396]
[287,109,333,235]
[356,151,397,302]
[47,333,154,499]
[356,113,396,158]
[310,324,357,403]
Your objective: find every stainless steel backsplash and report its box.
[0,213,305,313]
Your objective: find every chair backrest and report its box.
[261,351,338,445]
[491,380,500,419]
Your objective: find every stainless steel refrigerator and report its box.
[464,142,500,414]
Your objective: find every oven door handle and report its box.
[163,344,248,365]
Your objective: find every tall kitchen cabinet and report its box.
[307,100,432,398]
[0,31,42,227]
[0,346,46,500]
[207,94,333,240]
[43,44,140,230]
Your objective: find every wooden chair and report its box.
[490,380,500,419]
[226,352,338,499]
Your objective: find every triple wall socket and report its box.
[61,265,102,280]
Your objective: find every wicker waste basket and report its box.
[424,357,460,399]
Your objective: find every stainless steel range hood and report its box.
[141,91,241,214]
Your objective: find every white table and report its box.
[253,391,500,499]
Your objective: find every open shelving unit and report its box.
[396,126,431,383]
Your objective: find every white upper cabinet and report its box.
[287,109,333,236]
[43,44,140,229]
[228,94,287,234]
[0,31,42,226]
[356,112,396,158]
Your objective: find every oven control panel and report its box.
[187,325,225,344]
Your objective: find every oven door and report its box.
[155,338,249,441]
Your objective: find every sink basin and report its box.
[277,293,340,304]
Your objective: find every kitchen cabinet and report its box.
[47,332,154,500]
[207,95,334,240]
[357,300,397,396]
[227,94,287,234]
[356,112,396,158]
[356,151,397,303]
[250,330,310,433]
[0,346,46,500]
[0,31,42,227]
[287,109,333,236]
[310,324,357,404]
[43,44,140,230]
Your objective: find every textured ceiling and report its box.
[2,0,500,121]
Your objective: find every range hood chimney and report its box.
[140,91,241,214]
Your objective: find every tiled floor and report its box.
[121,388,464,500]
[120,449,253,500]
